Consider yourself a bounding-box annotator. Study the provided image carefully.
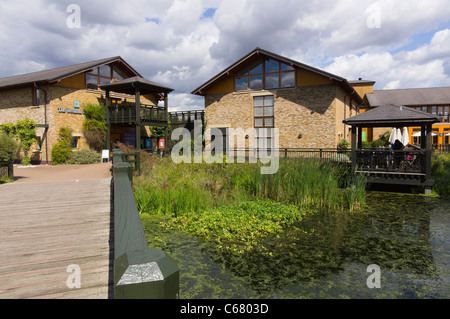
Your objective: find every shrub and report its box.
[82,103,106,152]
[68,149,101,164]
[51,127,73,164]
[337,139,350,151]
[0,132,18,165]
[431,153,450,196]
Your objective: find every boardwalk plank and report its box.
[0,170,113,299]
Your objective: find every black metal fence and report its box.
[225,148,351,163]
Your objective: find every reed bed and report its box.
[133,156,366,217]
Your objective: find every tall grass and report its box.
[133,156,366,216]
[431,153,450,196]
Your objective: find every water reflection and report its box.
[144,193,450,298]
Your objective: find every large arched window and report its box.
[235,59,295,91]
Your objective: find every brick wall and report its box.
[204,85,342,149]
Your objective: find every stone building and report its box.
[191,48,365,151]
[0,57,170,164]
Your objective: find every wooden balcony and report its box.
[108,105,167,126]
[355,148,429,186]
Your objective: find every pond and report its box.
[142,192,449,299]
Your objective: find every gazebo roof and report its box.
[100,76,174,95]
[343,104,440,127]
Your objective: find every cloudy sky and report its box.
[1,0,450,110]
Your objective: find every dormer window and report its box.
[235,59,295,92]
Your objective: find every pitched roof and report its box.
[366,87,450,107]
[100,76,174,95]
[0,56,141,90]
[191,47,363,104]
[343,104,440,127]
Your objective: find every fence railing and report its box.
[112,149,179,299]
[225,148,351,162]
[169,110,204,124]
[108,105,166,124]
[355,148,426,174]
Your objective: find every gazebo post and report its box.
[425,123,433,194]
[135,84,141,150]
[351,125,357,175]
[357,127,362,149]
[164,92,168,151]
[420,125,426,149]
[105,89,111,152]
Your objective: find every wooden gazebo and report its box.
[100,76,174,151]
[343,104,440,192]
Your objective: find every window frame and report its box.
[254,96,275,149]
[85,64,125,90]
[235,59,295,92]
[71,137,80,149]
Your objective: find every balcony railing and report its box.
[355,148,426,175]
[108,105,166,125]
[169,110,204,124]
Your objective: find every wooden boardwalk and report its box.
[0,164,113,299]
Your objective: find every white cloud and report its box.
[0,0,450,111]
[325,30,450,89]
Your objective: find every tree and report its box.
[82,103,106,152]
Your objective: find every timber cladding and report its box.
[204,85,340,149]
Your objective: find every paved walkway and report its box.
[0,163,113,299]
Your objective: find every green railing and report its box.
[112,149,179,298]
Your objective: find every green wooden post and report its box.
[135,85,141,150]
[112,151,179,299]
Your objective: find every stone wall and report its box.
[204,85,342,149]
[0,83,157,163]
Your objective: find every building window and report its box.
[72,137,80,149]
[236,59,295,92]
[254,96,274,149]
[36,137,42,150]
[86,64,124,90]
[443,106,449,122]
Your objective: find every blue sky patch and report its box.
[201,8,217,20]
[145,17,161,24]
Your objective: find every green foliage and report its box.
[68,149,101,164]
[51,127,73,164]
[82,103,106,152]
[166,200,304,254]
[0,132,18,165]
[150,126,165,139]
[337,138,349,151]
[1,118,37,165]
[134,157,366,217]
[363,130,391,148]
[431,153,450,196]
